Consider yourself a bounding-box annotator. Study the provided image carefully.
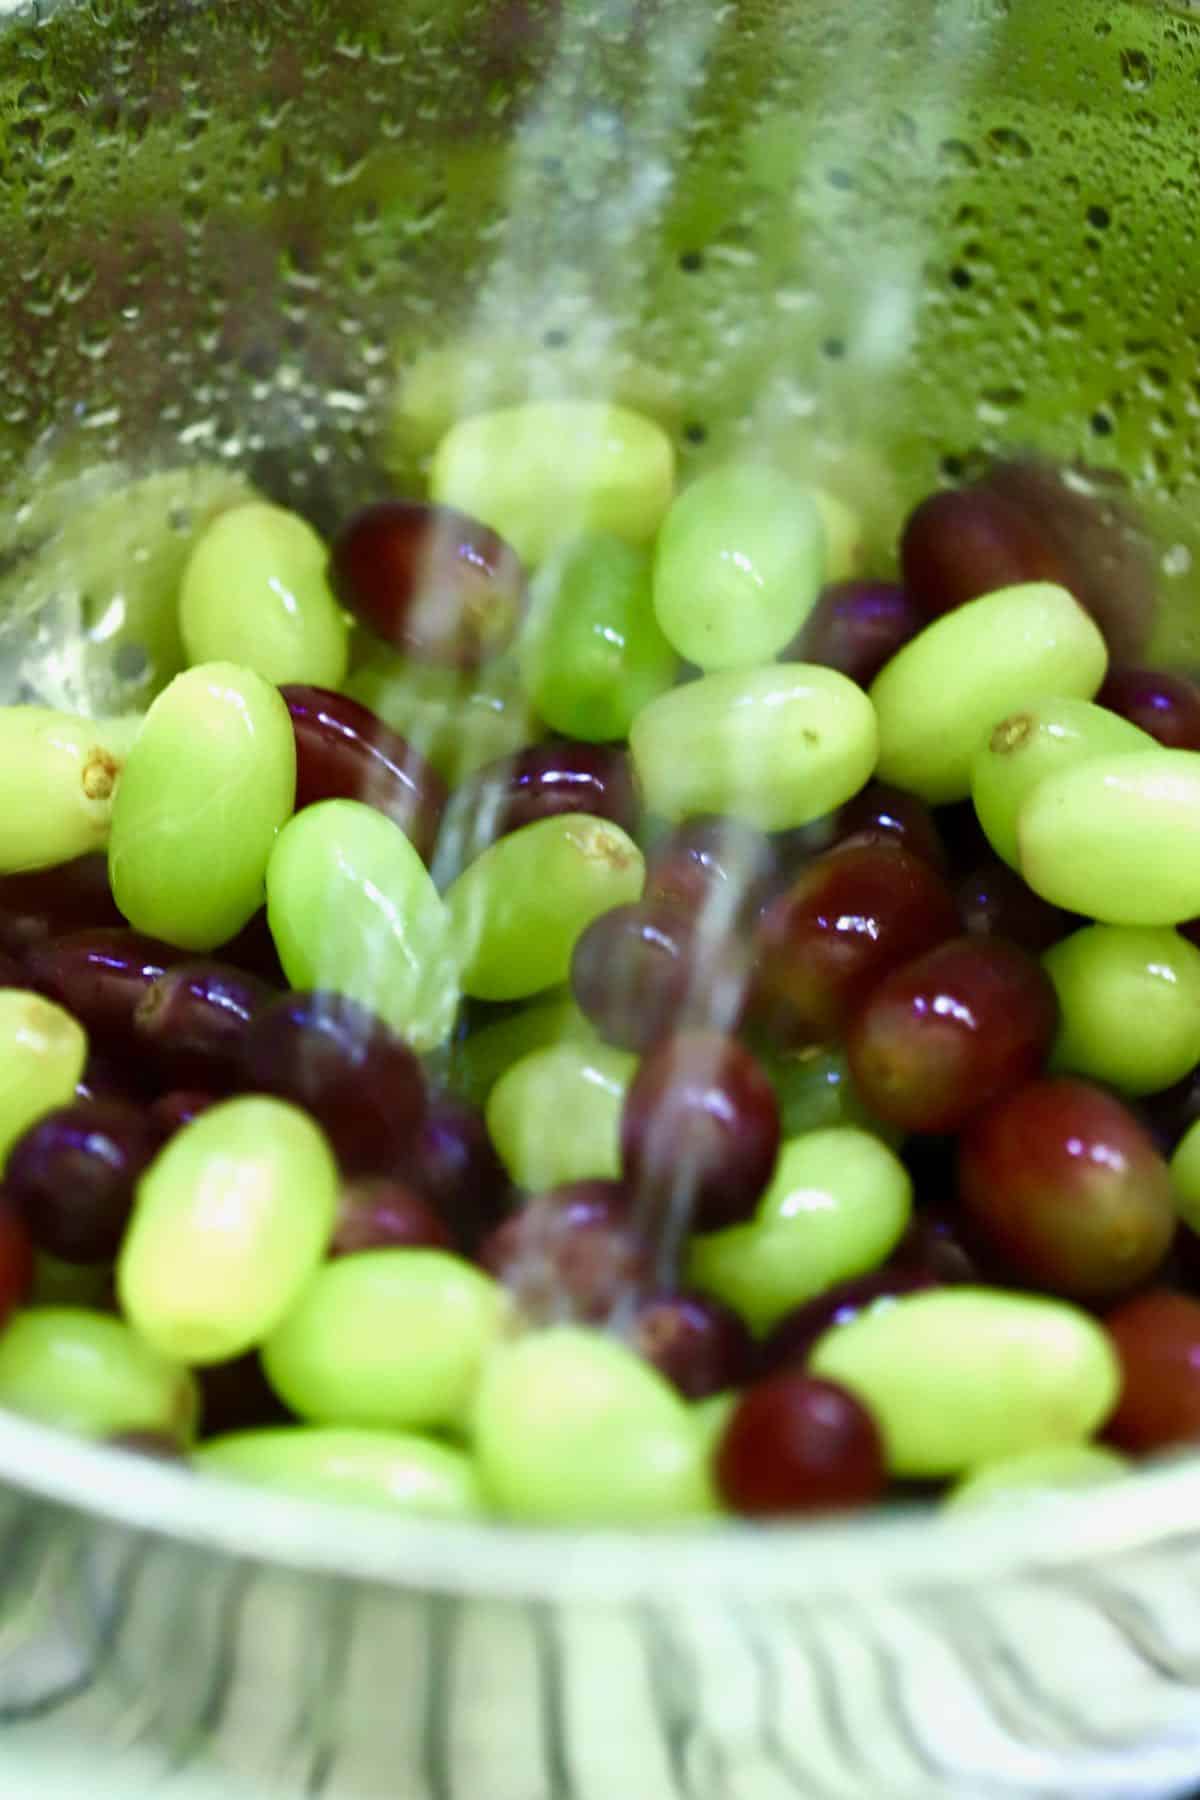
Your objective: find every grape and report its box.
[763,1045,894,1141]
[109,663,296,953]
[347,653,541,787]
[825,781,947,873]
[643,815,778,919]
[870,582,1108,804]
[715,1373,886,1516]
[1103,1289,1200,1452]
[329,499,524,667]
[1098,664,1200,751]
[621,1032,780,1236]
[442,741,638,876]
[809,1287,1120,1477]
[24,928,188,1053]
[846,936,1058,1134]
[238,991,426,1175]
[480,1181,651,1323]
[955,858,1073,953]
[957,1077,1176,1301]
[0,1205,34,1328]
[180,502,348,687]
[948,1443,1129,1508]
[1044,925,1200,1096]
[519,534,676,740]
[889,1201,988,1286]
[134,961,276,1087]
[1017,750,1200,926]
[486,1040,635,1192]
[0,1309,197,1441]
[0,709,141,875]
[331,1179,454,1256]
[629,1291,754,1400]
[430,400,675,568]
[261,1249,505,1432]
[446,992,597,1110]
[196,1427,483,1517]
[652,465,824,670]
[630,663,878,832]
[900,486,1069,620]
[971,697,1151,870]
[0,855,123,957]
[118,1096,339,1365]
[756,1269,932,1376]
[688,1127,912,1335]
[149,1089,218,1137]
[786,580,924,688]
[4,1099,160,1264]
[445,813,644,1002]
[403,1094,511,1254]
[569,899,752,1053]
[280,684,446,866]
[266,799,459,1052]
[753,843,960,1046]
[0,991,88,1163]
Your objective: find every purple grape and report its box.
[238,991,426,1174]
[4,1100,160,1263]
[445,742,638,871]
[149,1090,220,1138]
[786,580,925,687]
[330,1179,454,1256]
[955,858,1074,953]
[1098,664,1200,752]
[280,684,446,865]
[0,854,123,957]
[134,961,277,1086]
[643,815,778,919]
[570,899,752,1054]
[480,1180,651,1322]
[630,1291,754,1399]
[24,928,190,1051]
[889,1201,989,1286]
[0,950,23,986]
[403,1094,512,1253]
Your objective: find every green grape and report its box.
[971,697,1153,869]
[445,813,644,1002]
[870,583,1108,804]
[346,653,541,785]
[0,1308,197,1441]
[1169,1119,1200,1236]
[486,1041,637,1190]
[196,1427,485,1517]
[687,1128,912,1335]
[179,502,348,688]
[629,663,878,831]
[518,535,677,741]
[652,465,824,670]
[0,991,87,1162]
[472,1326,718,1524]
[430,400,676,567]
[262,1250,506,1432]
[0,708,141,873]
[809,1289,1120,1478]
[1017,749,1200,925]
[117,1097,338,1366]
[446,991,598,1106]
[812,488,865,584]
[266,798,459,1051]
[946,1443,1130,1510]
[1044,924,1200,1095]
[764,1045,902,1144]
[108,662,296,952]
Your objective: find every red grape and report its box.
[0,854,123,957]
[280,684,446,865]
[753,844,960,1046]
[238,991,426,1174]
[846,936,1058,1134]
[0,1205,34,1328]
[955,858,1074,953]
[826,782,948,874]
[329,498,526,666]
[629,1291,754,1399]
[620,1031,780,1235]
[756,1269,932,1376]
[644,815,778,918]
[716,1373,886,1516]
[900,484,1068,621]
[134,961,276,1086]
[786,579,925,687]
[330,1178,454,1256]
[403,1094,512,1254]
[1104,1289,1200,1452]
[570,899,752,1054]
[4,1100,160,1263]
[445,742,638,872]
[1097,664,1200,752]
[480,1180,651,1322]
[957,1077,1176,1301]
[24,929,189,1051]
